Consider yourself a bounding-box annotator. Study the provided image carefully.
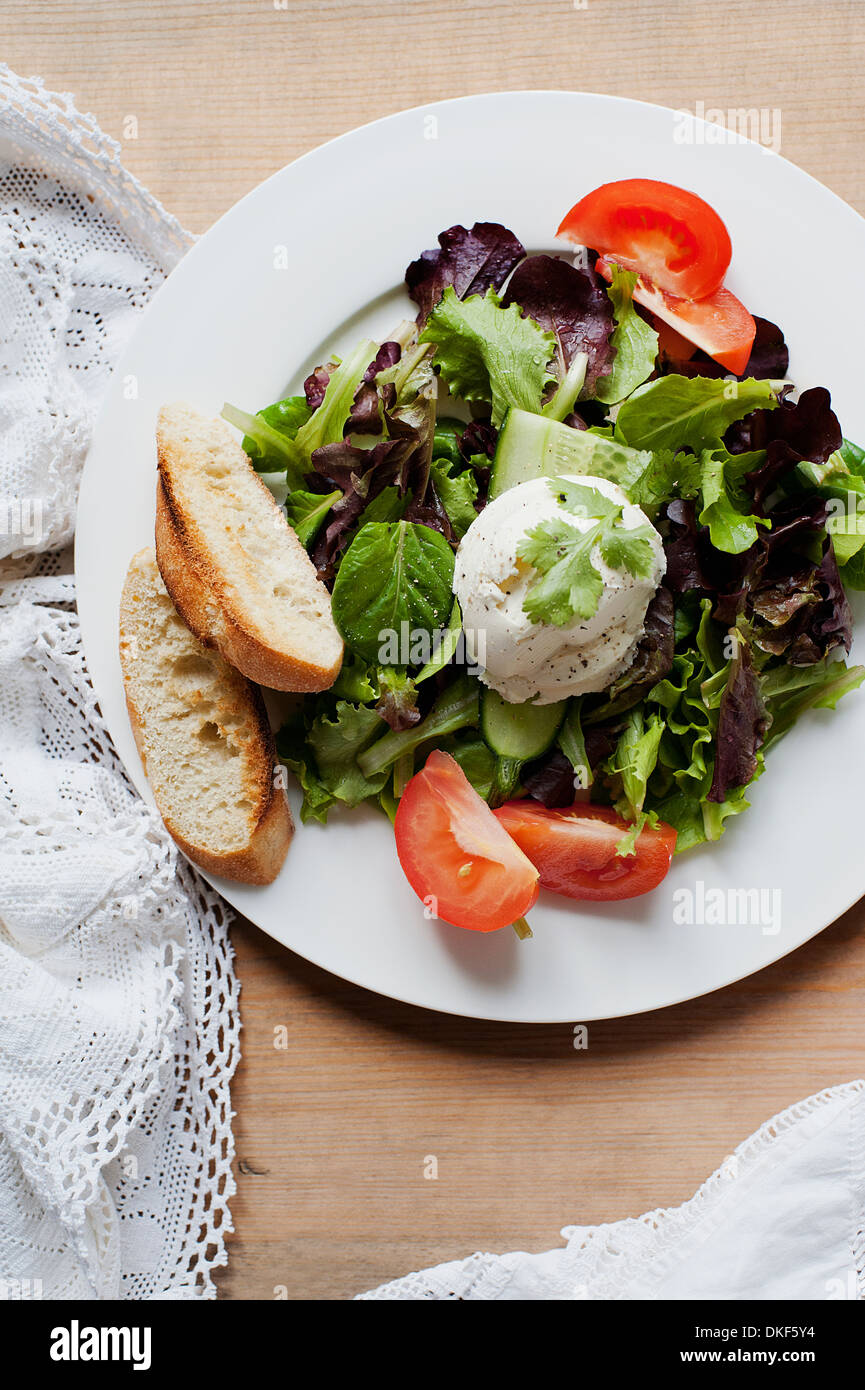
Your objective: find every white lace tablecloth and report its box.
[0,65,239,1300]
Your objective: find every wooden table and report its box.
[7,0,864,1300]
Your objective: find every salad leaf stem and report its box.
[393,751,415,798]
[542,351,588,422]
[488,755,522,808]
[222,402,307,486]
[357,675,479,778]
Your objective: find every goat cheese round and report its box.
[453,474,665,705]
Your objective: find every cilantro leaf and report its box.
[519,517,606,625]
[552,478,621,521]
[599,522,660,578]
[518,480,657,627]
[419,286,557,425]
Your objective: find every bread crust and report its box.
[120,548,293,886]
[155,407,343,693]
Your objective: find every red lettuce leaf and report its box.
[754,537,853,664]
[309,437,415,582]
[707,637,769,802]
[729,386,842,510]
[663,493,851,664]
[501,254,616,395]
[404,481,457,547]
[523,723,619,808]
[347,341,401,435]
[583,587,675,722]
[304,342,402,434]
[661,316,788,382]
[406,222,526,325]
[521,750,579,808]
[304,361,337,410]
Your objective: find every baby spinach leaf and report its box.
[285,488,341,548]
[436,730,496,801]
[415,600,463,683]
[331,520,455,662]
[429,458,478,538]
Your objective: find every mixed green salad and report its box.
[221,186,864,924]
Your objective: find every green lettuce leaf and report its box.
[797,450,865,566]
[275,713,336,824]
[557,698,593,789]
[222,337,377,484]
[221,399,309,489]
[293,338,378,458]
[594,266,659,406]
[419,286,557,425]
[331,653,379,704]
[761,658,865,744]
[306,701,389,806]
[605,707,664,820]
[615,374,783,453]
[697,449,770,554]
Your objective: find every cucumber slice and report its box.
[489,408,650,500]
[480,687,566,760]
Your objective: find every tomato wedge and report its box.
[557,178,732,300]
[395,751,540,932]
[653,316,698,365]
[596,255,756,376]
[493,802,676,902]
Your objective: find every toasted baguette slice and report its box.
[120,548,292,884]
[155,401,343,692]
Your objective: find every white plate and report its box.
[77,92,865,1022]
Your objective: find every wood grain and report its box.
[5,0,865,1300]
